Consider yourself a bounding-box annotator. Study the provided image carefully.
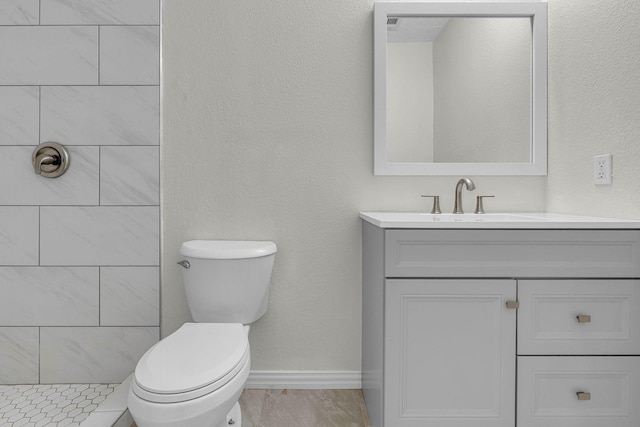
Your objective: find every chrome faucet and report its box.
[453,178,476,214]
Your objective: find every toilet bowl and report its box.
[128,323,250,427]
[128,240,277,427]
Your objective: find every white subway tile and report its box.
[100,146,159,205]
[41,86,159,146]
[0,267,98,326]
[0,146,99,205]
[0,87,39,146]
[40,327,159,383]
[40,207,159,266]
[101,267,159,326]
[0,0,39,25]
[0,327,39,384]
[41,0,159,25]
[0,207,39,266]
[0,27,98,85]
[100,26,160,85]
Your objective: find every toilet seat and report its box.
[131,323,249,404]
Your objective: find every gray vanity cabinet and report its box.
[362,221,640,427]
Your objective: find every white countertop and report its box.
[360,212,640,229]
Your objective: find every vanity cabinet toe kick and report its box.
[362,224,640,427]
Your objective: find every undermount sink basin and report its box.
[360,212,640,229]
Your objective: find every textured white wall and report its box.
[162,0,546,372]
[546,0,640,218]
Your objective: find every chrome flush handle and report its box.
[177,260,190,269]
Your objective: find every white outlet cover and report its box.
[593,154,612,185]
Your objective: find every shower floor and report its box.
[0,383,118,426]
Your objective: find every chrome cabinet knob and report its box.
[32,142,70,178]
[506,300,520,309]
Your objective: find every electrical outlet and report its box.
[593,154,612,185]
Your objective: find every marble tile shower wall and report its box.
[0,0,160,385]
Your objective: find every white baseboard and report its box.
[246,371,362,390]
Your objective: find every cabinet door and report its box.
[385,279,516,427]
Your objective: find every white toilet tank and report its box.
[179,240,277,324]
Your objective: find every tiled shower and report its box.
[0,0,161,385]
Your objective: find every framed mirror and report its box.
[374,2,547,175]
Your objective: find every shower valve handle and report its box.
[32,142,70,178]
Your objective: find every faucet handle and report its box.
[421,195,441,214]
[475,196,495,214]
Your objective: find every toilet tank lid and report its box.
[180,240,277,259]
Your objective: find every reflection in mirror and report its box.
[387,17,531,164]
[374,2,547,175]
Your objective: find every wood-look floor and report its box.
[131,389,371,427]
[240,389,371,427]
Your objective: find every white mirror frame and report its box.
[374,1,548,175]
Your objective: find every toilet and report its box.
[128,240,277,427]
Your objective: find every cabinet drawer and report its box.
[517,356,640,427]
[518,280,640,355]
[384,230,640,278]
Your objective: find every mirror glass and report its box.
[374,2,547,175]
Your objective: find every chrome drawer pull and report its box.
[576,315,592,323]
[576,391,591,400]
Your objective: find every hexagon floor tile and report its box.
[0,383,118,426]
